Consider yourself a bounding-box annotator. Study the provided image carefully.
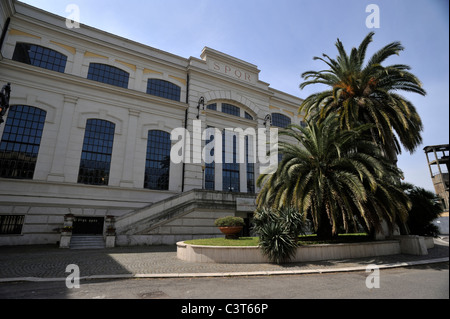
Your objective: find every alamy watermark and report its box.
[170,120,280,175]
[66,264,80,289]
[65,4,80,29]
[366,264,380,289]
[366,4,380,29]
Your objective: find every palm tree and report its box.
[256,115,411,239]
[299,32,426,163]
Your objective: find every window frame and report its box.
[12,42,67,73]
[146,79,181,102]
[87,63,130,89]
[271,113,292,128]
[0,105,47,180]
[144,130,171,191]
[77,119,116,186]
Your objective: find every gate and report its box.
[72,217,104,235]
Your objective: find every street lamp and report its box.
[196,96,205,119]
[0,83,11,126]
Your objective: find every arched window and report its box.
[87,63,129,88]
[272,113,291,128]
[206,103,217,111]
[78,119,115,186]
[146,79,181,102]
[221,103,240,117]
[144,130,171,190]
[12,43,67,73]
[0,105,47,179]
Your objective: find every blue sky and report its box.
[20,0,449,192]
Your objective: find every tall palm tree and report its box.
[256,115,411,239]
[299,32,426,162]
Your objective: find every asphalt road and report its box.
[0,263,447,300]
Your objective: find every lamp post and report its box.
[0,83,11,126]
[196,96,205,119]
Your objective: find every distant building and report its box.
[424,144,449,211]
[424,144,449,234]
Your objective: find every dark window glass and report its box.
[222,103,240,117]
[222,130,239,192]
[204,127,215,190]
[272,113,292,128]
[300,120,307,128]
[87,63,129,88]
[246,136,255,194]
[206,103,217,111]
[0,105,47,179]
[146,79,181,102]
[0,215,25,235]
[144,130,171,190]
[245,112,254,120]
[78,119,115,186]
[12,43,67,73]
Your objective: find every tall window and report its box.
[87,63,129,88]
[204,127,215,190]
[272,113,292,128]
[78,119,115,186]
[0,105,47,179]
[146,79,181,102]
[222,130,240,192]
[145,130,171,190]
[246,136,255,194]
[12,43,67,73]
[222,103,240,117]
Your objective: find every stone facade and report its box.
[0,1,303,246]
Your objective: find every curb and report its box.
[0,257,448,283]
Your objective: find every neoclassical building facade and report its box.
[0,0,304,246]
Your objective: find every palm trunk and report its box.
[316,208,334,240]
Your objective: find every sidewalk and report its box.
[0,237,448,283]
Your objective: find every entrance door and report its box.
[72,217,104,235]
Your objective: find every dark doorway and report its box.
[72,217,104,235]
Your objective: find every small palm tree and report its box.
[402,183,443,237]
[257,115,411,239]
[299,32,426,162]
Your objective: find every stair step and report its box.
[70,235,105,250]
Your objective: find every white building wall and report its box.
[0,1,303,246]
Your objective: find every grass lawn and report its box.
[185,233,370,247]
[185,237,259,246]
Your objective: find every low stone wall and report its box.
[177,240,402,264]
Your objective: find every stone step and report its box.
[70,235,105,250]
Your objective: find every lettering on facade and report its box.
[211,60,254,83]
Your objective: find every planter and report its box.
[177,240,402,264]
[105,235,116,248]
[59,234,72,249]
[219,226,243,239]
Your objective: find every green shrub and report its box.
[252,206,307,264]
[257,221,298,264]
[214,216,245,227]
[402,183,443,237]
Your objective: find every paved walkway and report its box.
[0,237,448,282]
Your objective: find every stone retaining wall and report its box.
[177,240,403,264]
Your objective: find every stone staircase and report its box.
[70,235,105,250]
[114,189,257,245]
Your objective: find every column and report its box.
[120,109,140,187]
[47,95,78,182]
